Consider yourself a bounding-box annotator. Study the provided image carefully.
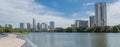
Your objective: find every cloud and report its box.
[72,12,89,20]
[83,2,94,6]
[107,0,120,26]
[0,0,74,28]
[86,11,95,16]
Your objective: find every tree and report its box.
[92,26,104,32]
[64,27,77,32]
[54,28,64,32]
[85,27,92,32]
[0,26,4,33]
[48,30,54,32]
[113,26,120,32]
[103,26,112,32]
[76,27,88,32]
[14,28,28,34]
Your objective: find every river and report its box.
[21,33,120,47]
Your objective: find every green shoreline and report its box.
[1,24,120,34]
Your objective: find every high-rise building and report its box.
[95,2,107,26]
[8,24,12,28]
[90,16,95,27]
[20,23,24,29]
[37,22,40,30]
[49,21,55,30]
[75,20,81,28]
[41,23,48,31]
[5,24,7,27]
[5,24,12,28]
[71,24,76,28]
[27,23,32,30]
[75,20,88,27]
[33,18,36,30]
[80,20,88,27]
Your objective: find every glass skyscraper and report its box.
[95,2,107,26]
[20,23,24,29]
[27,23,31,30]
[75,20,88,27]
[33,18,36,30]
[37,22,40,30]
[49,21,55,30]
[41,23,48,31]
[90,16,95,27]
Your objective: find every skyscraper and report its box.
[79,20,88,27]
[90,16,95,27]
[20,23,24,29]
[95,2,107,26]
[75,20,81,28]
[41,23,48,31]
[75,20,88,27]
[5,24,7,27]
[8,24,12,28]
[37,22,40,30]
[49,21,55,30]
[71,24,76,28]
[27,23,32,30]
[33,18,36,30]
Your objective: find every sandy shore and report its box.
[0,34,26,47]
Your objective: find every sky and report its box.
[0,0,120,28]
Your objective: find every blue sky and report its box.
[35,0,116,18]
[0,0,120,28]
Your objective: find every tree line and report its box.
[1,24,120,33]
[51,24,120,33]
[0,25,28,34]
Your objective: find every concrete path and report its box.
[0,34,26,47]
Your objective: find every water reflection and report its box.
[91,33,107,47]
[49,33,55,47]
[75,33,91,47]
[24,33,110,47]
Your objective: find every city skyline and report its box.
[0,0,120,28]
[19,19,55,30]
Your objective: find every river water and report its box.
[22,33,120,47]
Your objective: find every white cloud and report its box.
[86,11,95,16]
[82,0,120,26]
[107,0,120,26]
[0,0,74,28]
[83,2,94,6]
[72,12,89,20]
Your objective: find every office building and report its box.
[8,24,12,28]
[75,20,88,27]
[27,23,32,30]
[41,23,48,31]
[75,20,81,27]
[95,2,107,26]
[5,24,12,28]
[49,21,55,30]
[90,16,95,27]
[33,18,36,30]
[80,20,88,27]
[71,24,76,28]
[37,22,40,30]
[5,24,7,27]
[20,23,24,29]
